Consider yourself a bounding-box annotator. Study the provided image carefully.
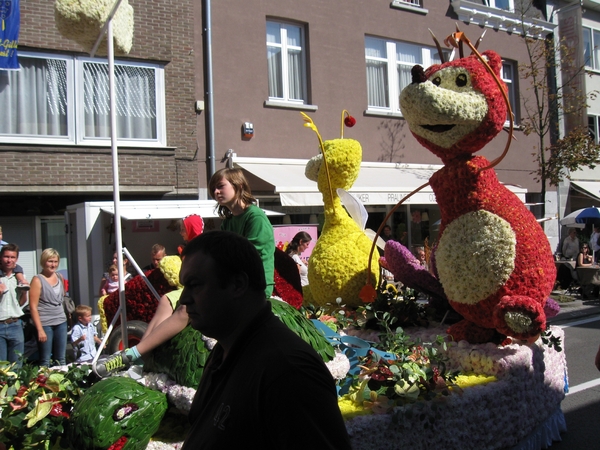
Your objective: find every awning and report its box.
[570,181,600,202]
[233,157,527,206]
[98,200,284,220]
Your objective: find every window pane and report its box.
[83,62,157,140]
[288,49,304,100]
[398,64,412,93]
[594,30,600,71]
[589,116,597,143]
[0,57,68,136]
[396,43,421,64]
[266,22,281,44]
[493,0,511,10]
[366,60,389,107]
[267,47,283,98]
[286,25,301,47]
[583,28,592,67]
[365,37,387,59]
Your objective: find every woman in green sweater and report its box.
[209,168,275,297]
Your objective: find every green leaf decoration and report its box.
[269,298,335,362]
[144,324,210,388]
[67,377,167,450]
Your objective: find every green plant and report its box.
[0,361,93,449]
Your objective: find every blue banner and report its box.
[0,0,20,70]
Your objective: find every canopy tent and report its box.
[232,156,528,206]
[570,181,600,202]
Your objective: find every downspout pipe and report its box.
[204,0,216,179]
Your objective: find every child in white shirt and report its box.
[71,305,102,363]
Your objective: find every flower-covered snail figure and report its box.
[301,111,380,308]
[382,32,556,344]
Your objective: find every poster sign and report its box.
[0,0,20,70]
[273,224,318,259]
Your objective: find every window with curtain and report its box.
[0,51,165,146]
[266,21,306,103]
[501,60,520,125]
[589,115,598,144]
[365,37,443,114]
[583,27,600,71]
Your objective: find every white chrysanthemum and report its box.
[436,210,516,305]
[325,351,351,380]
[305,154,322,182]
[55,0,134,55]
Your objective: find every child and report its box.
[71,305,102,363]
[99,265,119,296]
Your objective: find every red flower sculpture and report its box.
[102,269,175,326]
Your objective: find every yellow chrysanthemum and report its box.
[453,373,497,389]
[159,255,183,288]
[97,295,108,334]
[338,396,373,421]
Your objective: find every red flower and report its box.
[108,436,128,450]
[344,115,356,127]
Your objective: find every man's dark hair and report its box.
[182,231,267,292]
[1,243,19,257]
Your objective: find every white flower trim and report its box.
[305,154,322,182]
[436,210,516,305]
[55,0,134,55]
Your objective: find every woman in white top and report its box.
[285,232,312,287]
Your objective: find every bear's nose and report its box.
[411,65,427,84]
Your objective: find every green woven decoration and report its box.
[269,298,336,362]
[144,324,210,388]
[67,377,167,450]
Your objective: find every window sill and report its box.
[364,109,404,119]
[264,100,318,111]
[390,1,428,15]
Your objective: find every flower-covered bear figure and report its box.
[385,49,556,344]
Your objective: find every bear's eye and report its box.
[432,76,441,86]
[455,73,467,87]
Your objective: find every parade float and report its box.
[0,11,567,449]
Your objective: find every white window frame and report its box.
[0,51,166,147]
[501,60,519,125]
[365,37,442,116]
[266,21,308,105]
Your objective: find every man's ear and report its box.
[230,271,249,297]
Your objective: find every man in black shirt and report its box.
[179,231,351,449]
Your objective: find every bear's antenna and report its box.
[455,23,465,58]
[474,29,487,51]
[428,29,446,64]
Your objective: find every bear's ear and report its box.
[480,50,503,77]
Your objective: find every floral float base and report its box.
[345,325,567,450]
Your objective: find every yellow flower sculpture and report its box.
[158,255,183,289]
[301,112,379,308]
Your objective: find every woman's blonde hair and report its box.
[40,248,60,267]
[208,168,257,219]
